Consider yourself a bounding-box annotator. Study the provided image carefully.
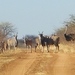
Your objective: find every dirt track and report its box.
[0,48,75,75]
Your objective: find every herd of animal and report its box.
[0,25,75,53]
[35,33,60,53]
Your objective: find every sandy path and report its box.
[52,54,71,75]
[0,52,37,75]
[26,53,75,75]
[0,50,75,75]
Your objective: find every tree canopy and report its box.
[0,22,17,41]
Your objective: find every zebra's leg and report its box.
[53,45,56,53]
[57,45,59,52]
[47,45,49,52]
[38,44,41,50]
[54,45,58,53]
[58,45,59,51]
[42,46,44,53]
[1,44,4,53]
[26,46,28,52]
[3,43,6,50]
[2,49,4,53]
[31,45,32,53]
[14,46,16,50]
[1,47,4,53]
[35,46,36,52]
[35,43,38,52]
[13,44,16,50]
[8,45,10,50]
[4,45,6,50]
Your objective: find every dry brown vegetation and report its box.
[56,15,75,44]
[0,44,75,75]
[0,43,75,71]
[0,48,25,71]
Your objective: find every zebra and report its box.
[7,35,18,50]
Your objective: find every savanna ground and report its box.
[0,44,75,75]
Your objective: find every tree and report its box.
[0,22,17,41]
[55,14,75,43]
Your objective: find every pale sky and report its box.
[0,0,75,39]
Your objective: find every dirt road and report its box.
[0,49,75,75]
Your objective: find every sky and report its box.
[0,0,75,39]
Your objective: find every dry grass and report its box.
[34,43,75,53]
[0,48,24,71]
[0,44,75,71]
[59,44,75,53]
